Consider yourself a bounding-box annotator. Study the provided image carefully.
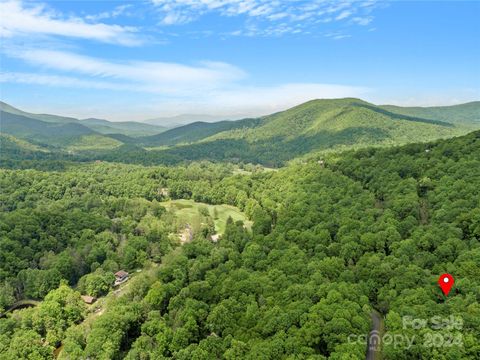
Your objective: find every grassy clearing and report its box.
[67,134,122,151]
[232,166,279,176]
[232,168,252,175]
[160,199,251,234]
[144,145,170,151]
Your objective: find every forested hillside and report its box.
[140,117,263,147]
[0,111,95,146]
[80,118,167,137]
[1,130,478,359]
[137,99,480,163]
[380,101,480,125]
[0,102,166,139]
[2,99,479,167]
[0,101,79,124]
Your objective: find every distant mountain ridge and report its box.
[131,98,480,166]
[139,98,478,147]
[141,118,263,147]
[0,101,78,124]
[379,101,480,125]
[0,101,166,137]
[143,114,240,128]
[80,118,167,137]
[1,98,479,166]
[0,111,95,146]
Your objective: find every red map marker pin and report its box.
[438,273,454,296]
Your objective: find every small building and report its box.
[211,234,220,243]
[114,270,129,286]
[81,295,96,304]
[159,187,169,197]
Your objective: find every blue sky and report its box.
[0,0,479,121]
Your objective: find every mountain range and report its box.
[0,101,167,139]
[144,114,234,128]
[1,98,479,166]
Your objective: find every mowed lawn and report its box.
[160,199,252,234]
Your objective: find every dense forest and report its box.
[0,129,479,359]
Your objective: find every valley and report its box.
[1,127,479,359]
[3,0,480,357]
[1,1,478,358]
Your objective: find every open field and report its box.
[160,199,252,234]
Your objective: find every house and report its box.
[81,295,96,304]
[114,270,129,286]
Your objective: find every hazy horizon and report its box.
[2,97,479,124]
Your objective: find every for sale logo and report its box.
[348,315,464,350]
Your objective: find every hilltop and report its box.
[140,98,479,145]
[135,98,480,166]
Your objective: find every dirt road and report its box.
[366,310,383,360]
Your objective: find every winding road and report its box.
[366,311,383,360]
[0,299,39,318]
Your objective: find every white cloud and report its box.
[151,0,380,37]
[5,48,246,94]
[161,11,195,25]
[335,10,352,21]
[0,0,140,45]
[85,4,132,22]
[352,16,373,26]
[0,71,129,91]
[324,31,351,40]
[1,70,370,120]
[1,46,370,119]
[333,34,351,40]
